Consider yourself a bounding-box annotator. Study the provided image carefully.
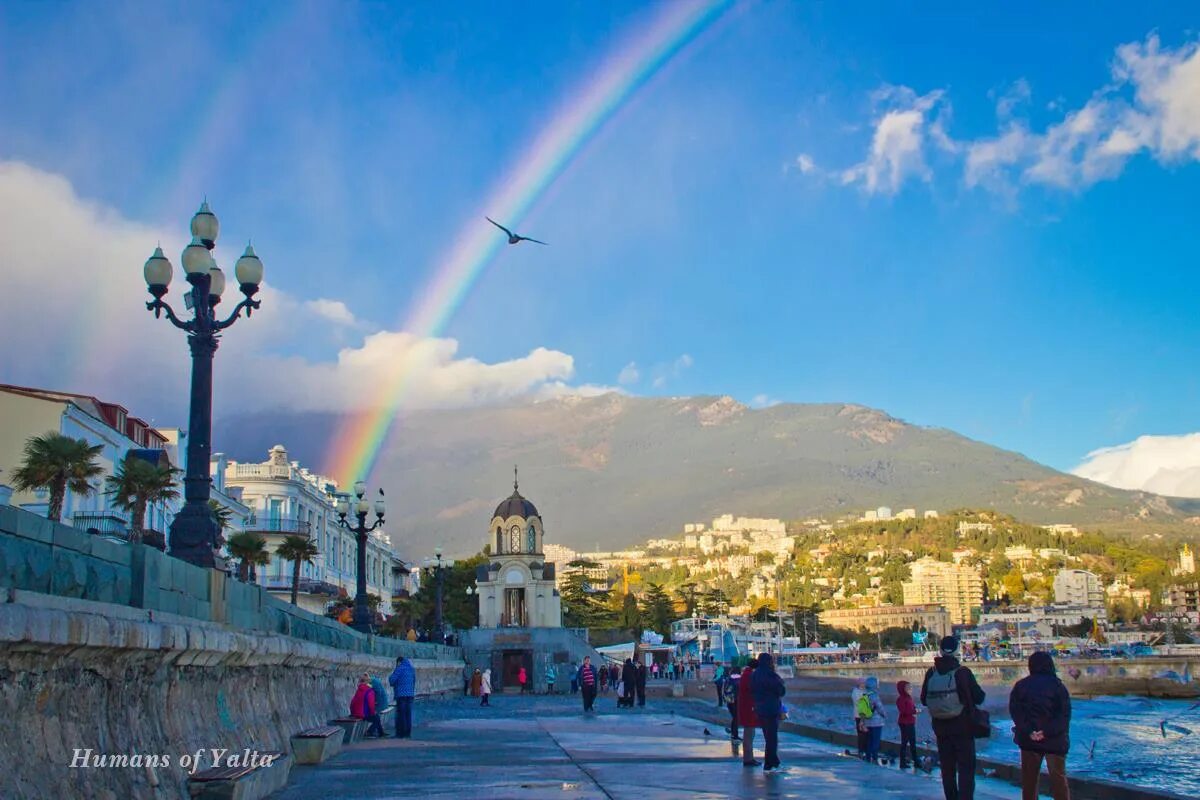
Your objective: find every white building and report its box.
[1053,569,1103,609]
[225,445,404,615]
[474,475,561,628]
[876,506,893,521]
[1176,545,1196,577]
[0,384,184,540]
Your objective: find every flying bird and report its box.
[379,488,385,497]
[703,728,712,737]
[487,217,547,245]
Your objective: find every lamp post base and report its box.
[168,501,220,568]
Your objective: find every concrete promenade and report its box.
[271,695,1018,799]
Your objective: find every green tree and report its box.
[11,432,103,522]
[675,582,700,617]
[643,583,675,635]
[104,457,181,543]
[1001,568,1026,604]
[275,534,320,605]
[400,552,488,633]
[618,592,642,635]
[698,587,730,616]
[560,559,614,628]
[209,500,232,535]
[226,531,270,582]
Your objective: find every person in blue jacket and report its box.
[749,653,786,773]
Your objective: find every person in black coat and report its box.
[921,636,986,800]
[749,653,787,773]
[635,660,647,707]
[1009,651,1071,800]
[621,658,637,708]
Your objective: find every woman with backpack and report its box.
[1009,652,1071,800]
[750,653,787,773]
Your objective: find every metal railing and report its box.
[244,517,312,536]
[71,511,131,539]
[260,577,340,596]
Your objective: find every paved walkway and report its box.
[271,696,1019,799]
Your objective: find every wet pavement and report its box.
[270,694,1018,799]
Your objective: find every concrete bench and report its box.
[290,725,345,765]
[187,751,290,800]
[328,716,366,744]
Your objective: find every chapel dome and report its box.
[492,467,539,520]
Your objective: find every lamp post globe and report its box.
[143,201,264,568]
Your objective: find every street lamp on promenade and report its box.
[334,481,386,634]
[143,202,264,567]
[422,548,455,641]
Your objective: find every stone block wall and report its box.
[0,506,465,799]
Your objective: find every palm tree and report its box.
[105,458,181,543]
[276,534,320,605]
[208,499,233,549]
[11,432,104,522]
[226,531,270,582]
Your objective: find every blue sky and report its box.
[1,2,1199,481]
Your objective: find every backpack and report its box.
[722,677,739,705]
[925,668,964,719]
[856,694,873,719]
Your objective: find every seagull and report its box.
[487,217,547,245]
[703,728,712,736]
[379,488,385,497]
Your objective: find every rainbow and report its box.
[325,0,733,485]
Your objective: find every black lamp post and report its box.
[143,201,264,568]
[423,548,455,641]
[334,482,386,634]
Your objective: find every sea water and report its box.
[792,694,1200,796]
[993,696,1200,796]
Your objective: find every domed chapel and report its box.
[473,468,562,628]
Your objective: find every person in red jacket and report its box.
[736,660,762,767]
[350,673,386,738]
[896,680,919,768]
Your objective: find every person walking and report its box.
[545,663,558,694]
[388,656,416,739]
[470,668,482,697]
[518,665,529,694]
[611,662,620,693]
[598,662,609,694]
[724,666,742,741]
[713,663,727,708]
[896,680,920,769]
[570,662,579,694]
[863,676,886,764]
[621,658,637,709]
[737,659,761,766]
[578,656,598,712]
[480,668,492,707]
[921,636,986,800]
[851,678,868,758]
[351,673,386,738]
[635,659,647,707]
[750,653,786,773]
[1009,651,1072,800]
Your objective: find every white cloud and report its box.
[750,394,780,409]
[0,160,613,421]
[303,298,361,327]
[617,362,640,385]
[650,353,694,389]
[1072,432,1200,498]
[820,34,1200,196]
[839,87,949,195]
[794,153,816,174]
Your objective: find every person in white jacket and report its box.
[480,668,492,707]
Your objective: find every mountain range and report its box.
[213,394,1199,556]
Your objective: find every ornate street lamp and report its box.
[422,547,455,641]
[143,201,264,567]
[334,481,386,633]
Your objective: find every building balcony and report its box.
[244,517,312,537]
[261,576,341,596]
[71,511,131,539]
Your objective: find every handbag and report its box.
[970,707,991,739]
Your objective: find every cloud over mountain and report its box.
[1072,432,1200,498]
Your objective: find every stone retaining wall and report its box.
[0,506,464,800]
[0,591,461,800]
